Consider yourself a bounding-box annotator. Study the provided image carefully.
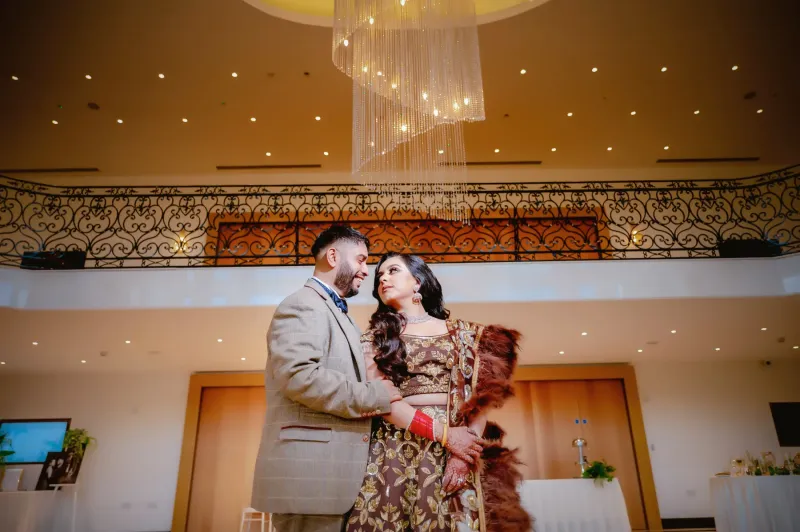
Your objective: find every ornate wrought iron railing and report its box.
[1,165,798,268]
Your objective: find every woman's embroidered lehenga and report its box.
[346,320,532,532]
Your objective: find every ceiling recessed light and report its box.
[250,117,256,122]
[520,69,527,75]
[0,362,5,365]
[581,332,588,336]
[241,357,246,361]
[265,152,272,156]
[664,146,670,150]
[551,147,557,152]
[715,347,721,351]
[631,111,637,116]
[52,120,58,125]
[761,327,767,331]
[757,109,763,114]
[32,342,38,346]
[558,351,565,355]
[182,118,188,123]
[637,349,643,353]
[231,72,238,78]
[158,73,165,79]
[793,346,799,350]
[11,75,19,81]
[323,151,329,156]
[217,338,223,343]
[85,74,92,80]
[731,65,739,71]
[591,67,598,73]
[607,147,613,151]
[567,112,573,117]
[660,67,667,72]
[81,360,87,364]
[671,330,677,334]
[315,116,321,121]
[494,148,500,153]
[125,340,131,344]
[438,149,444,154]
[694,110,700,115]
[117,119,123,124]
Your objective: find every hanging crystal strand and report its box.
[333,0,484,223]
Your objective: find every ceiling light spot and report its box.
[567,112,573,117]
[231,72,238,78]
[464,97,470,105]
[11,75,19,81]
[32,342,38,346]
[265,152,271,157]
[81,360,87,364]
[377,71,383,76]
[52,120,58,125]
[664,146,670,150]
[0,362,5,365]
[731,65,739,71]
[558,351,565,355]
[343,39,349,47]
[581,332,587,336]
[671,330,677,334]
[363,66,369,73]
[757,109,763,114]
[715,347,721,351]
[117,119,123,124]
[591,67,598,73]
[241,357,246,361]
[607,147,613,151]
[217,338,223,343]
[323,151,329,156]
[85,74,92,80]
[494,148,500,153]
[250,117,256,122]
[660,67,667,72]
[158,73,165,79]
[401,124,408,132]
[438,149,444,154]
[182,118,188,123]
[761,327,767,331]
[433,109,439,116]
[369,17,374,24]
[315,116,321,121]
[794,346,799,350]
[520,69,527,75]
[631,111,637,116]
[422,92,428,100]
[125,340,131,344]
[694,110,700,115]
[391,83,397,89]
[551,148,557,152]
[637,349,643,353]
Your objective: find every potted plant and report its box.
[0,431,15,481]
[63,428,95,458]
[582,459,617,485]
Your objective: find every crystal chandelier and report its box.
[333,0,485,222]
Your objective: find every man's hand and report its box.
[379,379,402,403]
[442,456,473,494]
[445,426,483,464]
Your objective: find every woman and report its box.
[346,253,531,532]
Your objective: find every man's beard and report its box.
[334,262,359,298]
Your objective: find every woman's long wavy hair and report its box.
[369,253,450,386]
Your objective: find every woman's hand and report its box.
[444,426,483,464]
[442,456,474,494]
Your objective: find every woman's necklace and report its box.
[402,312,432,324]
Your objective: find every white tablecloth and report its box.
[710,476,800,532]
[0,491,58,532]
[520,479,632,532]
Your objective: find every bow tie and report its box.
[313,279,349,314]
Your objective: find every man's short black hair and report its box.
[311,225,370,260]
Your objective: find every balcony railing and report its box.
[1,165,798,268]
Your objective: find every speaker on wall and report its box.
[20,250,87,270]
[718,239,781,258]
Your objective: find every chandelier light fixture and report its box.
[333,0,485,221]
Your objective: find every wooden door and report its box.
[186,386,266,532]
[491,379,647,530]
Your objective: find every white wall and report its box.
[635,359,800,518]
[0,372,190,532]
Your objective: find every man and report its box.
[251,225,397,532]
[252,225,482,532]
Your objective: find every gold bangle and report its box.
[442,423,449,448]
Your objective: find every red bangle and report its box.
[408,410,435,441]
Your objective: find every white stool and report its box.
[239,507,272,532]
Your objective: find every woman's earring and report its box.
[412,287,422,305]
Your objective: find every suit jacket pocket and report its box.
[278,425,333,443]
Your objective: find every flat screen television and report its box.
[770,403,800,447]
[0,418,70,464]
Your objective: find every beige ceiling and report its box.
[1,297,798,374]
[0,0,798,178]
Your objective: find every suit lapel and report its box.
[304,280,366,382]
